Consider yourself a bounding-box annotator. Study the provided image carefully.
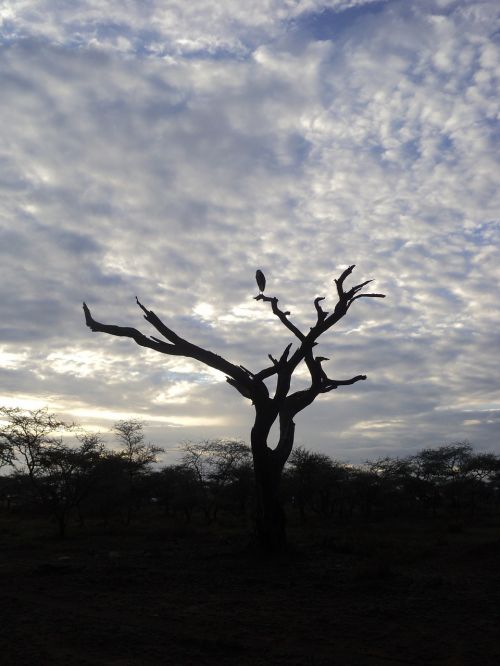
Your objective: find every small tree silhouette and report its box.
[113,419,163,524]
[83,265,384,550]
[0,408,105,536]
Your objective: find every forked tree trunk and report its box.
[251,413,294,552]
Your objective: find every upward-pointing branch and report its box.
[320,265,385,333]
[83,300,253,393]
[83,302,178,355]
[135,297,182,344]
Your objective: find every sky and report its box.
[0,0,499,464]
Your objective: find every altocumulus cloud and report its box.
[0,0,499,462]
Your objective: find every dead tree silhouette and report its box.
[83,265,384,550]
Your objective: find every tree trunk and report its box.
[251,413,293,552]
[253,451,286,551]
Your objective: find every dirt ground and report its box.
[1,515,499,665]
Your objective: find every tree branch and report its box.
[253,343,293,383]
[135,297,182,344]
[350,293,386,303]
[285,370,367,417]
[83,301,253,391]
[318,266,385,334]
[303,348,327,388]
[274,415,296,468]
[314,296,329,323]
[254,294,305,341]
[334,265,355,299]
[318,374,367,393]
[83,303,178,355]
[226,377,253,400]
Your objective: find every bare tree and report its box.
[83,265,384,550]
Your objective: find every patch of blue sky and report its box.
[286,133,313,167]
[175,44,250,62]
[0,18,20,44]
[437,135,454,152]
[400,138,422,161]
[289,0,393,42]
[47,227,101,256]
[466,220,500,246]
[479,117,500,144]
[66,21,161,54]
[365,138,420,168]
[67,19,251,61]
[430,285,463,304]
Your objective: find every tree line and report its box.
[1,407,499,538]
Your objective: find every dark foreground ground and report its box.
[1,513,499,666]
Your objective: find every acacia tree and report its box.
[0,408,74,481]
[113,419,163,524]
[31,433,105,537]
[0,408,105,536]
[180,439,251,521]
[83,265,384,549]
[0,439,14,471]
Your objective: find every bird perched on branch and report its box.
[255,269,266,293]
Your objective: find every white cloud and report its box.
[0,0,499,461]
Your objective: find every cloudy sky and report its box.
[1,0,499,463]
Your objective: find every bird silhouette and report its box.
[255,269,266,293]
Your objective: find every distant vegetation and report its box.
[1,407,499,541]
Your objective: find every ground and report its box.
[1,513,499,665]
